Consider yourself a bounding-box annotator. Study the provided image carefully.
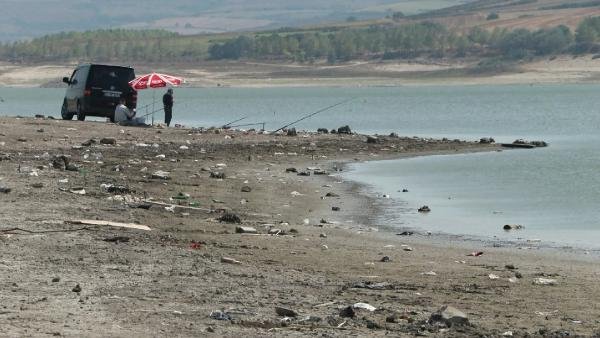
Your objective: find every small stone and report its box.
[366,136,379,144]
[31,183,44,188]
[235,226,257,234]
[380,256,391,262]
[533,277,557,286]
[72,284,82,293]
[505,264,516,270]
[285,168,298,173]
[65,164,79,172]
[241,186,252,193]
[325,192,339,197]
[319,233,327,238]
[0,186,11,194]
[297,171,310,176]
[503,224,523,230]
[403,247,413,252]
[366,320,380,329]
[210,171,226,179]
[515,272,523,279]
[339,306,355,318]
[209,310,232,321]
[418,206,431,213]
[81,139,96,147]
[220,257,242,265]
[337,125,352,134]
[100,138,117,145]
[17,137,27,142]
[429,305,469,327]
[332,206,340,211]
[286,128,297,136]
[52,277,60,283]
[151,171,171,180]
[37,128,44,133]
[275,307,298,317]
[353,303,376,312]
[218,213,241,224]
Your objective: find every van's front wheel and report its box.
[76,102,86,121]
[61,100,74,120]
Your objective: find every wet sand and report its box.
[0,117,599,337]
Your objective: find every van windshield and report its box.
[87,66,135,90]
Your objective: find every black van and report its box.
[61,64,137,121]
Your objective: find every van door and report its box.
[87,65,135,113]
[66,66,87,111]
[65,68,78,111]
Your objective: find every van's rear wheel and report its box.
[76,102,85,121]
[61,100,74,120]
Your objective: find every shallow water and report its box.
[2,84,599,247]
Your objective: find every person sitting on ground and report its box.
[114,97,137,125]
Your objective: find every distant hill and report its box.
[0,0,471,42]
[3,0,600,67]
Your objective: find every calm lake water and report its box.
[1,85,599,247]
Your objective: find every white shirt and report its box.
[114,103,134,122]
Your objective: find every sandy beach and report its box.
[3,56,600,88]
[0,117,598,336]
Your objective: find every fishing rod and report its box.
[228,122,266,130]
[138,106,165,118]
[222,115,249,129]
[135,96,190,118]
[271,98,356,134]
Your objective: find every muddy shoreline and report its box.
[1,117,599,336]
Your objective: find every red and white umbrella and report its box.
[128,72,183,125]
[129,72,183,90]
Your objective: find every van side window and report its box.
[69,70,78,86]
[74,67,87,88]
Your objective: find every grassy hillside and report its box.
[2,0,600,67]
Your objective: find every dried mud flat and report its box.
[0,117,599,337]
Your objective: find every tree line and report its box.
[208,22,580,61]
[2,17,600,64]
[0,29,207,63]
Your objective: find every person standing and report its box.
[163,88,174,127]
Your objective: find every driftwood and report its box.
[142,200,213,212]
[67,220,151,231]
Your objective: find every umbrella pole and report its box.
[152,91,156,126]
